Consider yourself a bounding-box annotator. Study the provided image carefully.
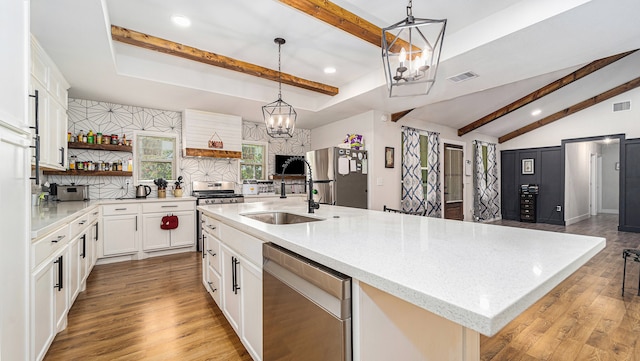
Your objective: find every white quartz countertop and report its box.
[197,201,605,337]
[31,196,196,239]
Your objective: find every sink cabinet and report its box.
[201,213,263,361]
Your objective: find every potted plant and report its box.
[154,178,168,198]
[173,176,184,197]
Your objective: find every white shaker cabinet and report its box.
[31,224,69,361]
[141,201,196,251]
[101,203,140,257]
[29,35,69,171]
[201,216,263,361]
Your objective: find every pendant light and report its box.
[382,0,447,97]
[263,38,296,138]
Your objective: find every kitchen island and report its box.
[198,201,605,361]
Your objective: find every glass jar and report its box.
[111,134,118,145]
[96,133,102,144]
[69,155,77,170]
[76,161,84,171]
[103,135,111,145]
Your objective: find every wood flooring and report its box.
[482,215,640,361]
[44,214,640,360]
[44,253,252,361]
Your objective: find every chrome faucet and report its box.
[280,156,320,214]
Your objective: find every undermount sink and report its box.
[241,211,324,225]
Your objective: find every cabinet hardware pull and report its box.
[95,222,99,241]
[207,282,217,293]
[231,256,236,293]
[52,235,65,243]
[232,257,241,294]
[207,250,216,257]
[161,205,179,208]
[114,208,127,211]
[78,220,86,225]
[207,225,216,230]
[81,235,86,258]
[53,255,63,291]
[135,216,138,231]
[29,90,40,185]
[59,147,65,166]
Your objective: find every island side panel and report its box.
[353,280,480,361]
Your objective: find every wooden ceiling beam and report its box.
[111,25,339,96]
[498,76,640,143]
[278,0,414,53]
[458,49,638,136]
[391,109,414,122]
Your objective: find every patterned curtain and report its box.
[424,131,441,218]
[401,127,425,213]
[473,141,500,221]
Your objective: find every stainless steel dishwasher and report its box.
[263,243,352,361]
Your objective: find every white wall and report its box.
[311,110,499,220]
[501,87,640,150]
[565,142,597,225]
[600,142,620,213]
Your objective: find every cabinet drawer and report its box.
[204,231,221,274]
[103,203,140,216]
[69,213,92,239]
[142,201,195,213]
[206,265,222,307]
[220,224,263,266]
[202,215,221,239]
[32,224,69,269]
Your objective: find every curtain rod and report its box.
[401,125,439,135]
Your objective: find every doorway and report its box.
[444,144,464,220]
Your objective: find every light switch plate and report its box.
[376,177,384,186]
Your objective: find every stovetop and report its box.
[193,192,244,199]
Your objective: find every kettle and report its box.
[136,185,152,199]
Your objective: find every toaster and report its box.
[57,185,90,201]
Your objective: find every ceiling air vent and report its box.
[447,71,478,83]
[613,101,631,112]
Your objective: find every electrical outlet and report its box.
[125,179,130,186]
[556,205,562,212]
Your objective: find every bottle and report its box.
[122,134,127,145]
[87,130,94,144]
[96,132,102,144]
[127,157,132,172]
[77,130,84,143]
[117,160,123,171]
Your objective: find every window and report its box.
[134,132,178,182]
[241,142,267,180]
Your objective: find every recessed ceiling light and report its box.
[324,67,336,74]
[171,15,191,27]
[531,109,542,116]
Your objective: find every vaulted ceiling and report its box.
[30,0,640,140]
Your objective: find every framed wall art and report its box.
[385,147,394,168]
[522,158,534,175]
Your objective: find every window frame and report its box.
[239,140,268,181]
[133,130,179,186]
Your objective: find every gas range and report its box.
[192,181,244,205]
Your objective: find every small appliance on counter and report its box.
[242,179,259,195]
[136,185,152,199]
[56,184,90,201]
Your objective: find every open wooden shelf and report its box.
[184,147,242,159]
[43,170,133,177]
[68,142,133,152]
[270,174,306,180]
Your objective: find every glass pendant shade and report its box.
[382,2,446,97]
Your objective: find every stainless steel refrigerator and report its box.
[306,147,368,209]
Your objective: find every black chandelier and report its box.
[263,38,296,138]
[382,0,447,97]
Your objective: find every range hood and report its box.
[182,109,242,159]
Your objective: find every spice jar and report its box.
[111,134,118,145]
[103,135,111,145]
[76,161,84,170]
[69,156,77,170]
[96,133,102,144]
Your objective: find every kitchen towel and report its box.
[161,215,179,230]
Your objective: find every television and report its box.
[275,155,305,175]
